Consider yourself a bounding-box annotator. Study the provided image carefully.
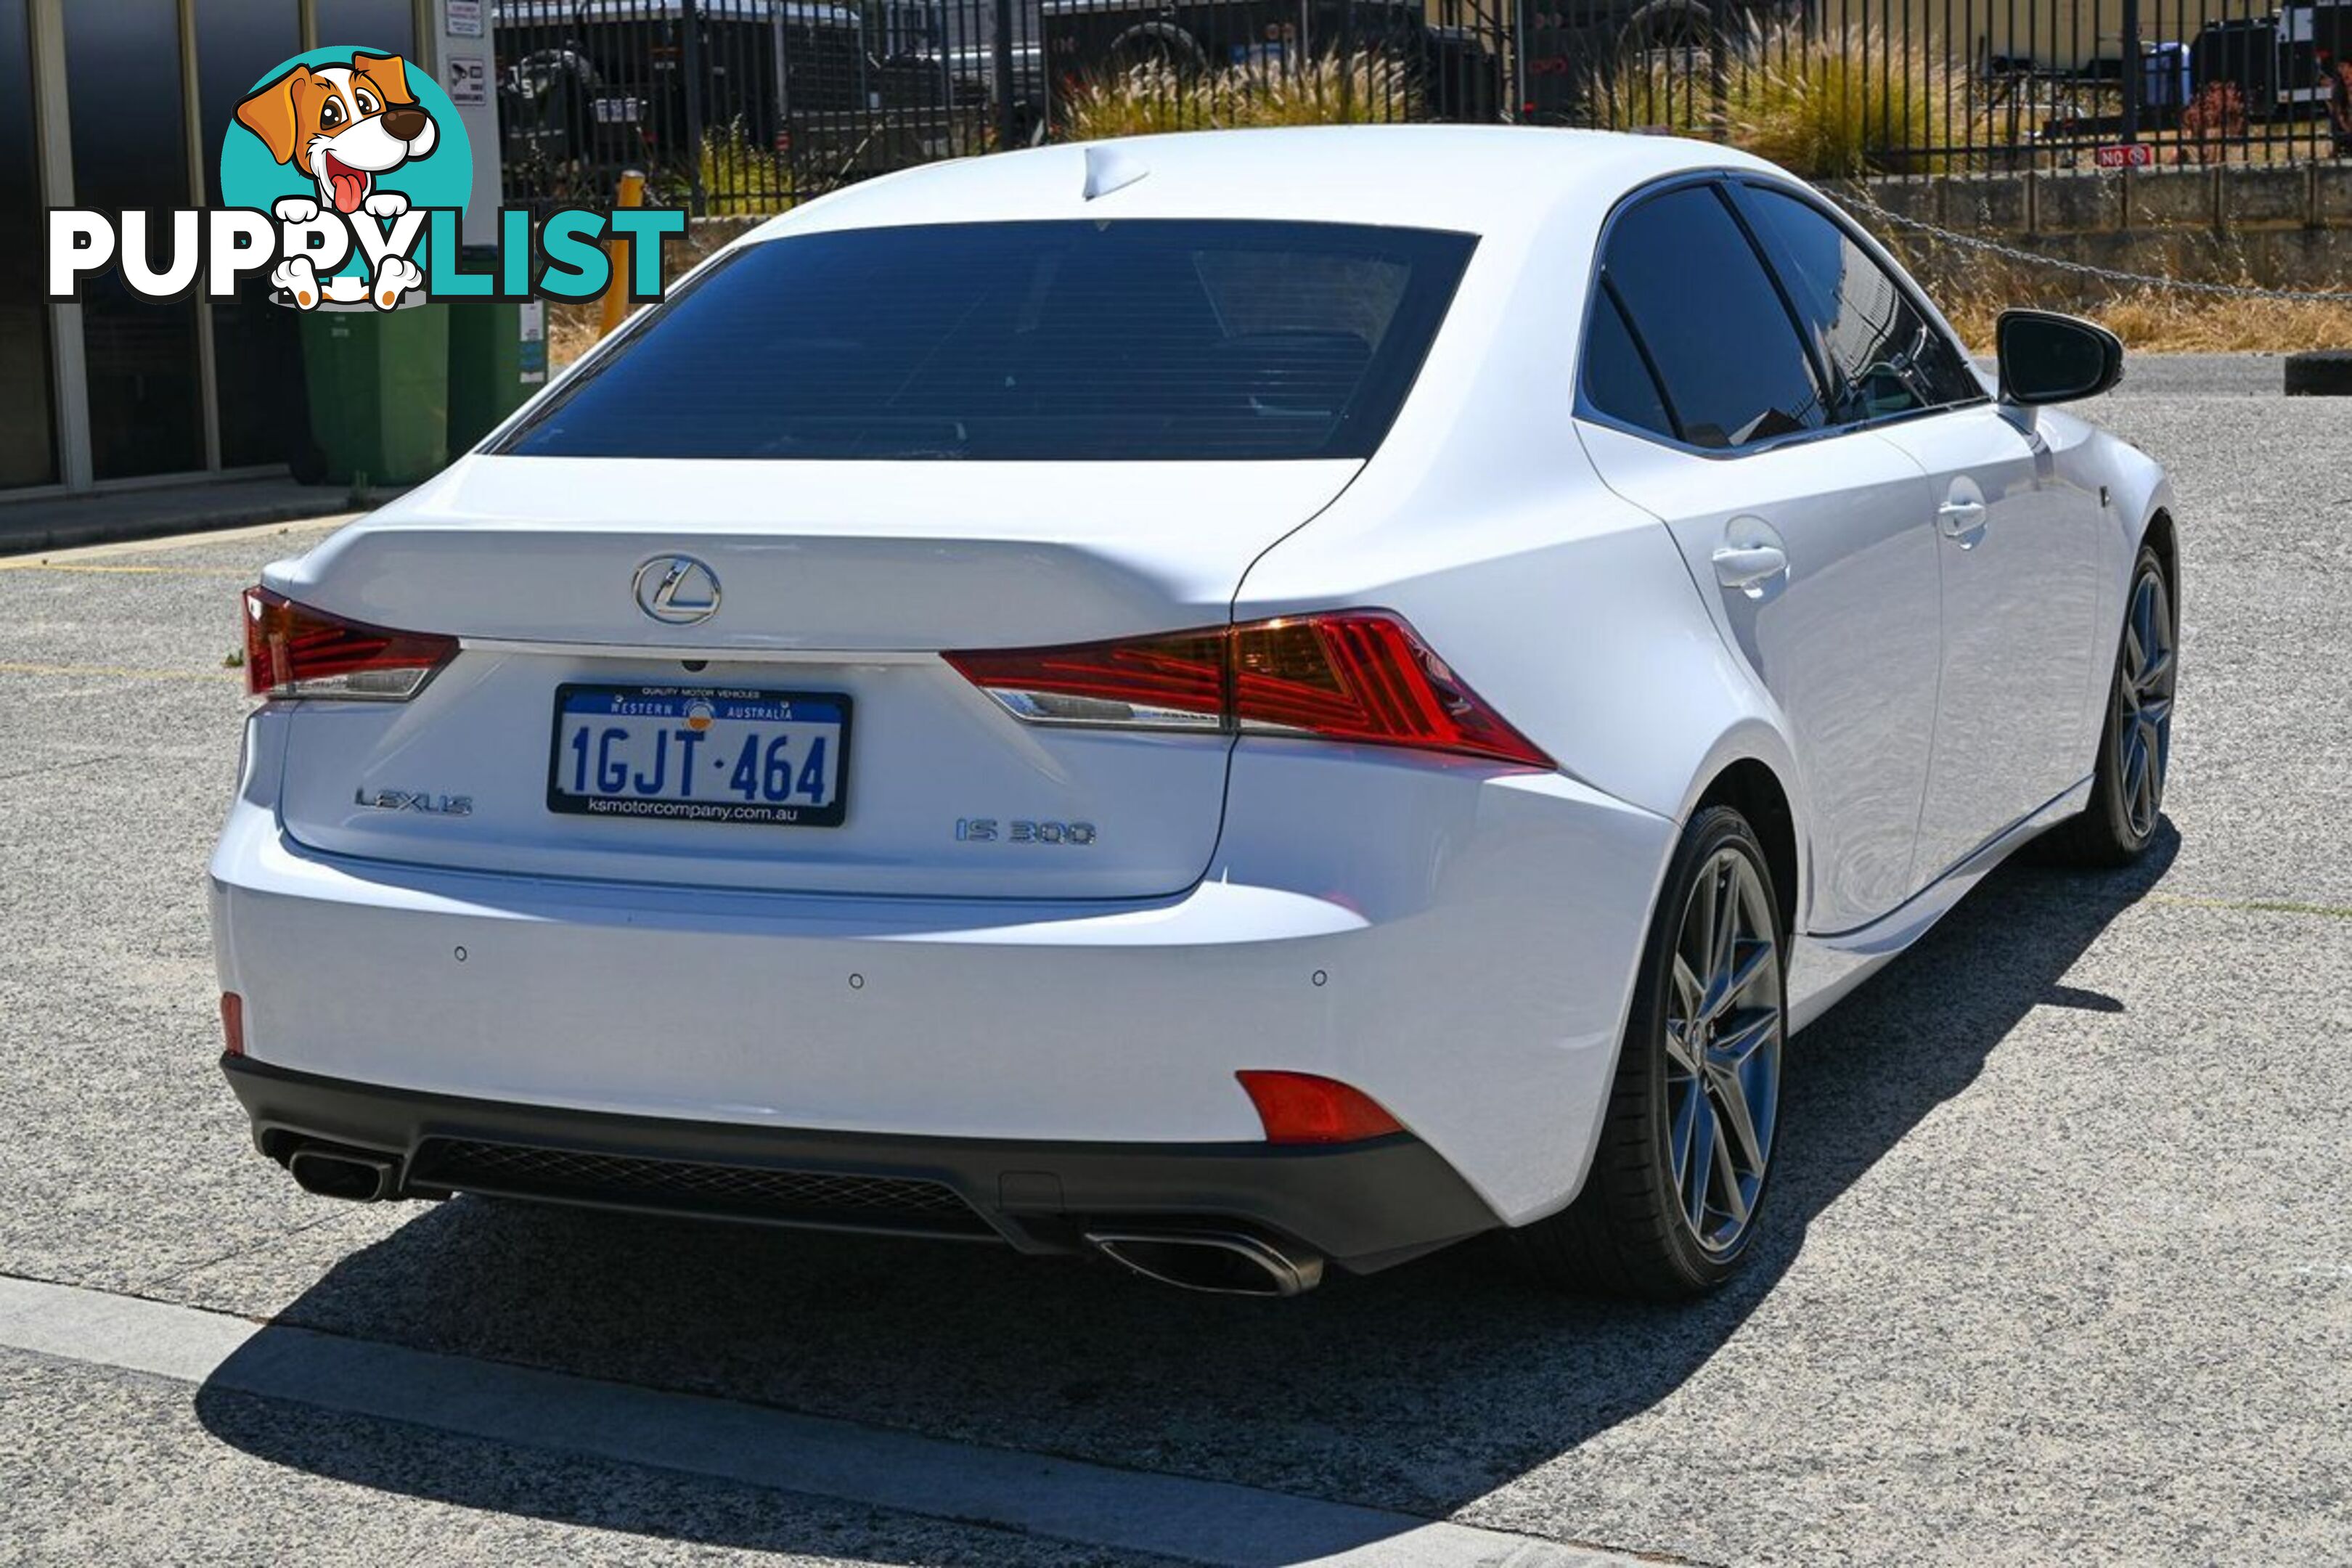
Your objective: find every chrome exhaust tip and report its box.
[287,1146,399,1203]
[1085,1228,1326,1297]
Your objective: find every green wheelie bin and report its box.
[446,250,550,452]
[297,300,449,488]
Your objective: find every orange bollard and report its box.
[599,169,647,339]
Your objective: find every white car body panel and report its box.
[1875,402,2109,890]
[210,126,2176,1262]
[1575,420,1942,932]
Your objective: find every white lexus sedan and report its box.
[214,127,2177,1299]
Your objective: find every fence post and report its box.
[680,0,709,215]
[1707,0,1726,136]
[1511,0,1527,122]
[1341,0,1358,121]
[992,0,1017,150]
[600,170,648,339]
[2118,0,2142,144]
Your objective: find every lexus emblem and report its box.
[632,555,722,625]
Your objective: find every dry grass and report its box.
[1890,242,2352,353]
[550,309,602,370]
[1941,285,2352,354]
[1058,53,1415,140]
[1598,25,1977,177]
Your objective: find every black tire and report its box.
[1105,22,1211,81]
[1619,0,1714,54]
[2043,543,2176,866]
[1514,804,1787,1299]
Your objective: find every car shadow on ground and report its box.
[195,825,2178,1561]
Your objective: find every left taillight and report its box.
[242,587,457,701]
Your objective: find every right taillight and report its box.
[242,587,457,701]
[945,610,1553,769]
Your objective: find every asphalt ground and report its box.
[1,354,2345,1566]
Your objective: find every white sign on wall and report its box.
[445,54,489,107]
[520,301,547,386]
[446,0,483,37]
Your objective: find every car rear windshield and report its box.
[497,220,1478,462]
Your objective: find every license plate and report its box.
[547,685,850,827]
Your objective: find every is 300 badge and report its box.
[955,818,1097,846]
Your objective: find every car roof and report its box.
[743,126,1787,244]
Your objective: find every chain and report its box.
[1831,186,2352,303]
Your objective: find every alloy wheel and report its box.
[1663,846,1782,1257]
[2116,563,2176,841]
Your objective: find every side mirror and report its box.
[1996,310,2123,405]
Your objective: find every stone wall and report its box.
[1824,166,2352,291]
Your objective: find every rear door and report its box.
[1731,180,2104,880]
[1573,179,1943,935]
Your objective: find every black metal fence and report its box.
[491,0,2352,215]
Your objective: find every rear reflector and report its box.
[219,992,245,1057]
[1236,1071,1405,1145]
[242,587,457,701]
[946,611,1552,768]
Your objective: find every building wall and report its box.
[5,0,430,498]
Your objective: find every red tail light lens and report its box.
[944,628,1227,731]
[1236,1071,1405,1145]
[219,992,245,1057]
[945,611,1551,769]
[242,587,457,701]
[1230,615,1551,764]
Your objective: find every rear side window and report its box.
[1739,187,1983,422]
[1583,184,1826,451]
[500,220,1478,462]
[1583,286,1675,438]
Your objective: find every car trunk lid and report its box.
[268,455,1360,899]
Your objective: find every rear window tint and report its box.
[500,220,1478,462]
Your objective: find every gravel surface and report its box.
[1,361,2345,1566]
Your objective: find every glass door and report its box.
[198,0,307,470]
[0,0,57,490]
[64,0,206,481]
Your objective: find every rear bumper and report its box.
[223,1054,1500,1270]
[213,718,1677,1228]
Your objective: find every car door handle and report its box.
[1938,499,1988,543]
[1711,544,1788,596]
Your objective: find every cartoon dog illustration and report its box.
[235,54,438,311]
